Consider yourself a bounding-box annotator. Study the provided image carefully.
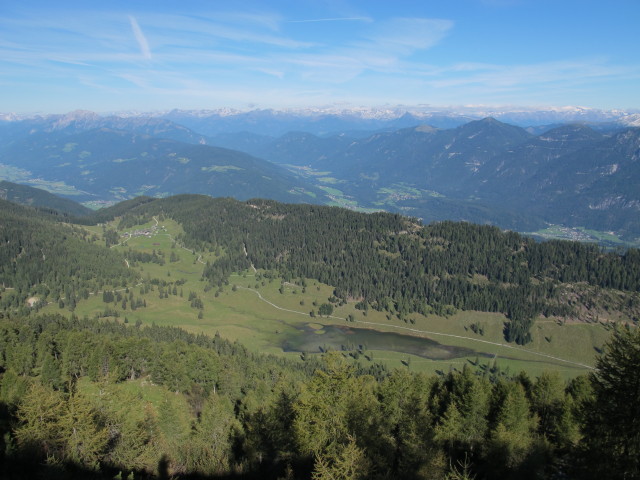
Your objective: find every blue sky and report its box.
[2,0,639,113]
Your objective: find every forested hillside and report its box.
[0,199,135,313]
[0,181,91,217]
[91,195,640,345]
[2,193,638,347]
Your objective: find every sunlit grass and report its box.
[37,215,612,378]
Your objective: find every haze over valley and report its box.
[2,106,639,245]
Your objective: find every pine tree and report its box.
[15,383,66,461]
[487,382,537,476]
[40,353,63,390]
[59,392,109,469]
[580,325,640,480]
[293,352,353,457]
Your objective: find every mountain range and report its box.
[0,108,638,241]
[212,118,640,239]
[5,105,639,136]
[0,120,324,205]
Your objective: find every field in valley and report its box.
[39,216,616,379]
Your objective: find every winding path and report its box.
[236,286,594,370]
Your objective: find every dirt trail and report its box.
[237,286,593,370]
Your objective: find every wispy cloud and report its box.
[2,2,637,112]
[138,12,315,49]
[0,8,450,83]
[287,17,372,23]
[363,18,453,53]
[128,15,151,59]
[425,59,638,90]
[273,17,453,83]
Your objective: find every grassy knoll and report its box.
[38,216,614,379]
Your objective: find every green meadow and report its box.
[39,216,613,379]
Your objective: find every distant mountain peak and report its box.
[461,117,510,130]
[538,123,602,142]
[456,117,531,141]
[65,109,100,118]
[53,109,101,127]
[614,127,640,147]
[619,114,640,127]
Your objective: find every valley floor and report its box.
[30,216,618,379]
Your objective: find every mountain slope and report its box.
[87,194,640,344]
[2,192,639,358]
[0,128,325,204]
[524,128,640,234]
[0,180,91,216]
[224,119,638,238]
[0,198,135,309]
[237,118,532,190]
[475,124,606,194]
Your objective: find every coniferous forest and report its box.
[0,314,639,479]
[0,194,639,479]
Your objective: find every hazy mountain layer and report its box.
[0,128,324,204]
[217,119,639,238]
[1,110,638,239]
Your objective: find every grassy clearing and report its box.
[317,177,343,184]
[282,165,333,177]
[0,164,32,182]
[37,216,613,379]
[246,284,604,371]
